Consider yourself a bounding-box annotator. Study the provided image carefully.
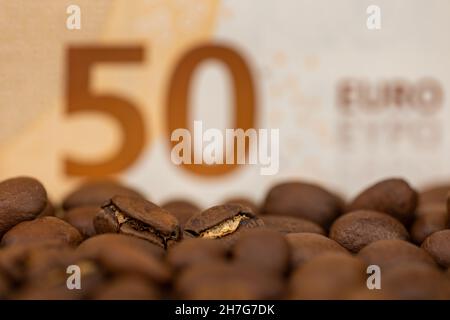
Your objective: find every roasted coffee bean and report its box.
[419,184,450,205]
[62,180,143,210]
[162,200,200,227]
[184,204,263,247]
[175,261,284,299]
[347,178,417,225]
[232,229,290,275]
[0,177,47,238]
[415,201,446,217]
[224,198,259,215]
[0,244,32,282]
[0,272,10,298]
[94,195,181,249]
[1,216,82,247]
[38,200,55,218]
[63,206,99,238]
[358,239,436,270]
[92,275,160,300]
[346,288,393,300]
[77,234,170,284]
[13,284,83,300]
[13,260,103,300]
[286,233,348,268]
[78,233,164,259]
[23,245,76,282]
[261,215,325,235]
[261,181,343,228]
[421,230,450,268]
[411,207,448,244]
[167,238,227,271]
[330,210,409,253]
[289,253,366,299]
[382,263,450,299]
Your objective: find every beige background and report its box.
[1,0,450,206]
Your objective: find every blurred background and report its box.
[1,0,450,206]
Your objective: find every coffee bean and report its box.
[184,204,263,246]
[421,230,450,268]
[94,195,181,249]
[62,180,143,210]
[382,263,450,299]
[0,244,32,283]
[92,275,160,300]
[419,184,450,205]
[286,233,348,268]
[1,175,450,300]
[346,287,391,300]
[23,245,76,282]
[289,253,366,299]
[0,177,47,238]
[0,272,10,299]
[63,206,99,238]
[1,217,82,247]
[38,200,55,218]
[358,239,436,270]
[167,238,227,271]
[14,260,103,300]
[261,181,343,228]
[330,210,409,253]
[232,228,290,275]
[77,233,164,259]
[415,201,446,217]
[261,215,325,235]
[175,261,284,299]
[162,200,200,228]
[411,207,448,244]
[347,178,417,225]
[223,198,259,215]
[77,234,170,284]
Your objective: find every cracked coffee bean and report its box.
[94,195,181,249]
[0,177,47,238]
[261,181,343,228]
[330,210,409,253]
[184,204,264,246]
[347,178,418,225]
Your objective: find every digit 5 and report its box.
[65,46,146,177]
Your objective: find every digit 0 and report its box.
[65,46,146,177]
[166,44,256,176]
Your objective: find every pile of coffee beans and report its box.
[0,176,449,299]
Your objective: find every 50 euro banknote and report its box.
[0,0,450,206]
